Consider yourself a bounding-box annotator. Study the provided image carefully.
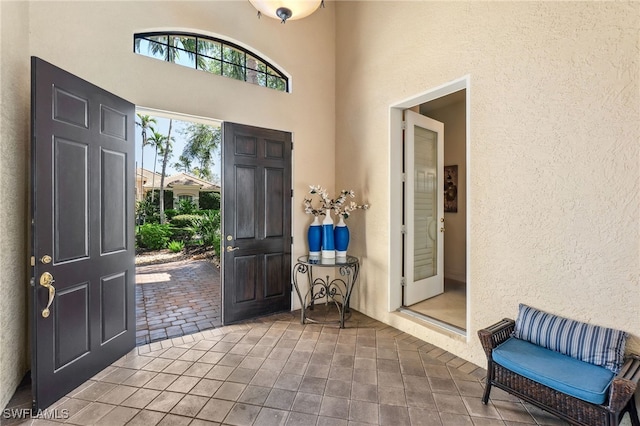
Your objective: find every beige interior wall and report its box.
[336,1,639,366]
[0,0,31,409]
[422,99,467,282]
[2,0,639,412]
[0,0,335,409]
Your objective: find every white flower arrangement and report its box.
[335,199,370,219]
[303,185,369,219]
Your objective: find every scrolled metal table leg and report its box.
[292,262,309,325]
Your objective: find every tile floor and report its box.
[407,280,466,331]
[136,260,222,346]
[3,308,570,426]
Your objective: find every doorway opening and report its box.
[134,107,223,345]
[389,76,470,337]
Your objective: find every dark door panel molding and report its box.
[31,57,136,410]
[222,122,292,325]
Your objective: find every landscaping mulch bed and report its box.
[135,246,220,267]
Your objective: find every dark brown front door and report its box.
[222,122,292,324]
[31,57,136,410]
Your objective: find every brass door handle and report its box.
[39,272,56,318]
[226,245,240,252]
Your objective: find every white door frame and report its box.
[388,75,471,335]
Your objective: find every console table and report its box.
[292,255,360,328]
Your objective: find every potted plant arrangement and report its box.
[304,185,369,259]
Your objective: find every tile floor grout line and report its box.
[2,274,565,425]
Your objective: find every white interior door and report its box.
[403,110,444,306]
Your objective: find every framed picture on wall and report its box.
[444,165,458,213]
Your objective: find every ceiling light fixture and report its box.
[249,0,324,23]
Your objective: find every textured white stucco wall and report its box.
[336,1,639,368]
[0,0,335,409]
[0,0,30,409]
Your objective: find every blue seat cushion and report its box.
[493,338,615,405]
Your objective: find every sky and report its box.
[134,115,222,184]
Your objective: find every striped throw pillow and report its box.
[513,304,628,373]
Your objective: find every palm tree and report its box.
[136,35,173,62]
[136,35,209,69]
[223,48,246,82]
[147,130,166,203]
[135,114,156,220]
[178,124,221,181]
[174,155,192,173]
[159,119,174,224]
[180,37,209,70]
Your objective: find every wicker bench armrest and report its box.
[608,353,640,413]
[477,318,515,358]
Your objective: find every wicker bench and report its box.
[478,307,640,426]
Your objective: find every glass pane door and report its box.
[403,110,444,306]
[414,126,438,281]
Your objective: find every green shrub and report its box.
[171,214,201,228]
[167,240,185,253]
[135,199,159,224]
[176,199,197,215]
[169,214,200,243]
[144,189,174,210]
[194,210,221,250]
[199,191,220,210]
[199,209,219,219]
[211,232,222,256]
[164,209,178,221]
[137,223,171,250]
[169,224,196,242]
[185,239,203,247]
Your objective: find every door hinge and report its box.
[291,142,293,150]
[291,189,294,198]
[401,173,406,182]
[401,225,407,234]
[30,256,35,267]
[401,277,406,287]
[401,120,406,130]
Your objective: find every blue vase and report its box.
[334,216,350,258]
[321,209,335,258]
[307,216,322,258]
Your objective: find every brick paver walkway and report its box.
[136,260,221,346]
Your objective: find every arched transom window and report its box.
[134,32,289,92]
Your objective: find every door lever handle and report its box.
[226,245,240,252]
[39,272,56,318]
